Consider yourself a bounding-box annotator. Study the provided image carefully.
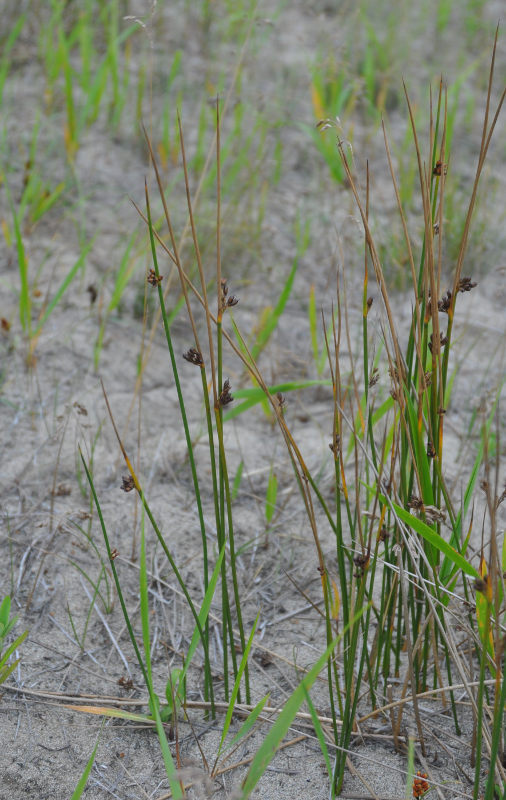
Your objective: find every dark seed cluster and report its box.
[220,278,239,313]
[219,379,233,407]
[183,347,204,366]
[121,475,135,492]
[147,269,163,286]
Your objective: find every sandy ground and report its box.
[1,2,505,798]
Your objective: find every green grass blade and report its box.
[308,284,318,363]
[173,546,225,702]
[70,723,103,800]
[381,495,479,578]
[0,12,27,106]
[302,685,334,786]
[402,388,433,505]
[215,614,259,766]
[139,510,152,683]
[0,595,14,637]
[231,460,244,501]
[223,380,331,422]
[34,237,95,336]
[440,445,482,584]
[226,693,271,752]
[5,184,30,334]
[66,705,154,724]
[80,449,182,797]
[405,737,416,800]
[483,663,506,799]
[30,182,65,223]
[0,658,22,685]
[249,255,298,362]
[240,605,367,798]
[151,694,184,798]
[265,468,277,523]
[107,232,138,312]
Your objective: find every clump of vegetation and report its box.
[1,3,505,799]
[80,33,505,798]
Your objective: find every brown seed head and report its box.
[438,289,452,313]
[147,269,163,286]
[276,392,286,414]
[458,276,477,293]
[378,527,390,542]
[121,475,135,492]
[433,159,447,177]
[424,504,446,523]
[329,434,341,454]
[219,379,233,407]
[87,284,98,305]
[428,331,448,353]
[496,485,506,509]
[183,347,204,366]
[353,548,370,578]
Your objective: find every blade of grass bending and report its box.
[70,721,104,800]
[249,253,299,363]
[443,378,505,582]
[213,613,260,772]
[65,705,155,724]
[240,605,367,799]
[33,237,95,336]
[0,632,27,684]
[225,693,271,752]
[79,449,183,798]
[302,686,334,789]
[223,379,331,422]
[380,495,479,578]
[440,443,483,584]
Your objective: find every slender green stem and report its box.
[145,185,214,708]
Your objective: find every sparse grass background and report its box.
[0,2,505,799]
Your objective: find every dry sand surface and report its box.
[1,2,505,798]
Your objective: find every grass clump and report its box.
[1,5,505,799]
[77,31,506,797]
